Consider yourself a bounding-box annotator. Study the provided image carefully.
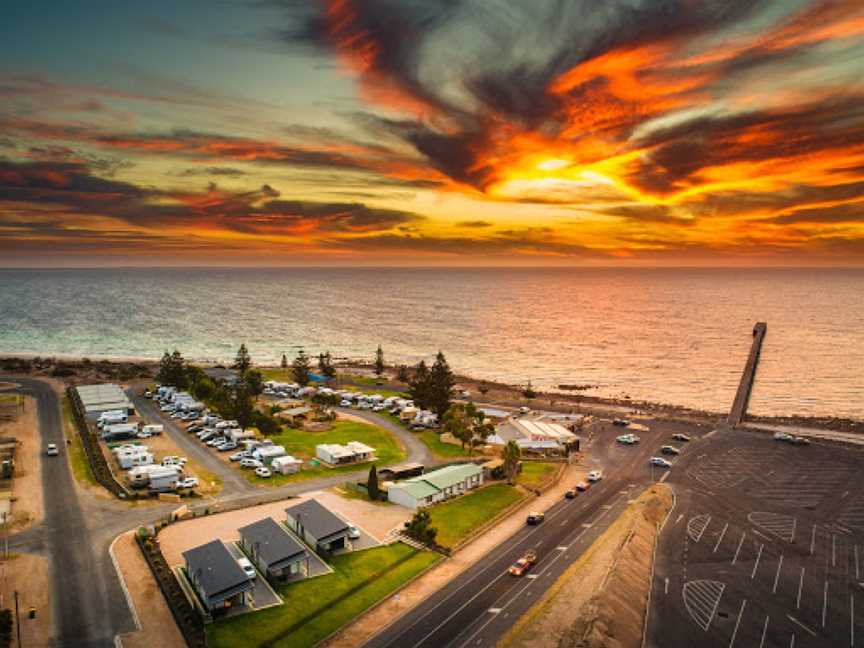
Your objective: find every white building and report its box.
[315,441,375,465]
[387,463,484,510]
[271,455,303,475]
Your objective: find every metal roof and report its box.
[411,463,481,490]
[239,517,307,568]
[182,540,252,602]
[391,480,439,499]
[285,499,349,542]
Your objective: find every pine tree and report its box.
[292,350,311,386]
[374,345,385,376]
[409,360,432,409]
[233,343,252,376]
[396,364,410,383]
[157,350,188,388]
[429,351,455,418]
[281,353,288,369]
[367,464,380,500]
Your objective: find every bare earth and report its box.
[112,530,185,648]
[319,461,585,648]
[0,395,45,530]
[500,483,673,648]
[0,552,52,647]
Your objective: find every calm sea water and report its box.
[0,267,861,420]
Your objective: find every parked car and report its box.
[348,526,361,540]
[159,404,173,412]
[237,557,256,579]
[162,456,187,467]
[672,433,691,442]
[790,436,811,446]
[508,550,538,576]
[616,434,639,445]
[773,432,793,442]
[255,466,272,478]
[564,488,577,499]
[576,481,589,492]
[229,451,247,462]
[177,477,199,489]
[240,458,263,469]
[143,389,152,398]
[526,512,545,525]
[649,457,673,468]
[187,425,202,434]
[206,437,224,447]
[660,445,680,455]
[613,418,631,427]
[340,399,352,407]
[218,441,238,452]
[587,470,603,482]
[136,431,153,439]
[46,443,59,456]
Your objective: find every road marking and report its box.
[856,545,860,580]
[790,633,795,648]
[797,567,805,608]
[688,514,712,543]
[488,608,501,614]
[773,555,784,593]
[581,523,593,528]
[752,544,764,579]
[732,532,745,565]
[682,579,725,631]
[811,525,817,555]
[560,520,568,526]
[823,580,829,628]
[759,615,770,648]
[833,534,837,567]
[729,599,747,648]
[749,511,796,543]
[526,574,539,579]
[714,523,728,552]
[851,593,855,648]
[787,614,817,636]
[675,514,684,525]
[556,546,567,551]
[664,577,669,595]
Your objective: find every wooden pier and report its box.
[727,322,767,427]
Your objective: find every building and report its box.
[493,418,579,451]
[271,455,302,475]
[276,406,312,426]
[239,517,309,581]
[315,441,375,465]
[285,499,353,554]
[388,463,484,510]
[378,462,424,481]
[182,540,254,612]
[74,384,134,421]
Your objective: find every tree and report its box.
[367,464,380,500]
[428,351,455,418]
[233,343,252,376]
[406,510,437,545]
[157,350,187,388]
[374,344,385,376]
[442,402,493,453]
[478,383,490,396]
[292,350,311,386]
[522,380,537,399]
[245,369,264,396]
[409,360,432,408]
[502,440,522,485]
[281,353,288,369]
[318,351,336,379]
[396,364,410,383]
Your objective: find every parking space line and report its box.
[811,525,817,555]
[729,599,747,648]
[732,532,745,565]
[851,593,855,647]
[823,580,829,628]
[833,534,837,567]
[790,633,795,648]
[787,614,817,636]
[797,567,805,608]
[752,543,764,579]
[773,555,784,593]
[759,615,769,648]
[714,523,728,553]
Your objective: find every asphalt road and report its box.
[647,427,864,648]
[2,376,134,648]
[363,416,707,648]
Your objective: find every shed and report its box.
[271,455,302,475]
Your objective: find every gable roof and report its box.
[182,540,251,601]
[392,480,439,499]
[411,463,481,490]
[285,499,349,542]
[239,517,306,567]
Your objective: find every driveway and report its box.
[336,407,436,468]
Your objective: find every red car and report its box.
[576,481,589,492]
[508,550,538,576]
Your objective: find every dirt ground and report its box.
[319,461,583,648]
[0,552,52,647]
[112,531,185,648]
[0,395,45,531]
[158,488,411,567]
[500,483,673,648]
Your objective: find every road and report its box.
[363,416,707,648]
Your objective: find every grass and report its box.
[243,419,406,485]
[61,396,97,487]
[427,484,525,548]
[516,462,559,489]
[378,412,470,460]
[259,368,296,382]
[207,544,440,648]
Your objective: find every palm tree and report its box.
[502,440,521,485]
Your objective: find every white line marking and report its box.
[790,633,795,648]
[714,523,728,553]
[797,567,805,608]
[488,608,501,614]
[675,514,683,525]
[811,525,817,555]
[851,593,855,648]
[773,555,784,594]
[729,599,747,648]
[732,532,745,565]
[833,534,837,567]
[787,614,817,636]
[792,517,797,542]
[759,615,770,648]
[823,580,829,628]
[856,545,860,580]
[664,577,669,595]
[752,543,764,579]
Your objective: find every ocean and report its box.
[0,267,861,420]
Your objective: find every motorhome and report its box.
[116,449,154,470]
[101,422,140,441]
[128,464,182,489]
[98,410,128,427]
[141,424,163,436]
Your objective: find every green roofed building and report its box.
[387,463,483,510]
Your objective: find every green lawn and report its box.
[378,412,470,460]
[244,420,406,485]
[207,544,440,648]
[259,368,296,381]
[516,462,559,489]
[427,484,525,548]
[61,396,97,487]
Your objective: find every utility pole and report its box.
[14,590,21,647]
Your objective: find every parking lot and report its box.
[648,428,864,648]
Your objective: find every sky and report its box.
[0,0,863,267]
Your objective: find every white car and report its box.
[240,458,263,469]
[46,443,59,456]
[229,451,247,462]
[255,466,272,478]
[649,457,673,468]
[616,434,639,445]
[237,557,256,579]
[348,525,361,540]
[773,432,793,442]
[587,470,603,482]
[159,404,173,412]
[177,477,199,489]
[162,456,187,467]
[340,399,352,407]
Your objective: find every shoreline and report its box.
[1,352,861,432]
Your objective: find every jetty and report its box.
[727,322,767,427]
